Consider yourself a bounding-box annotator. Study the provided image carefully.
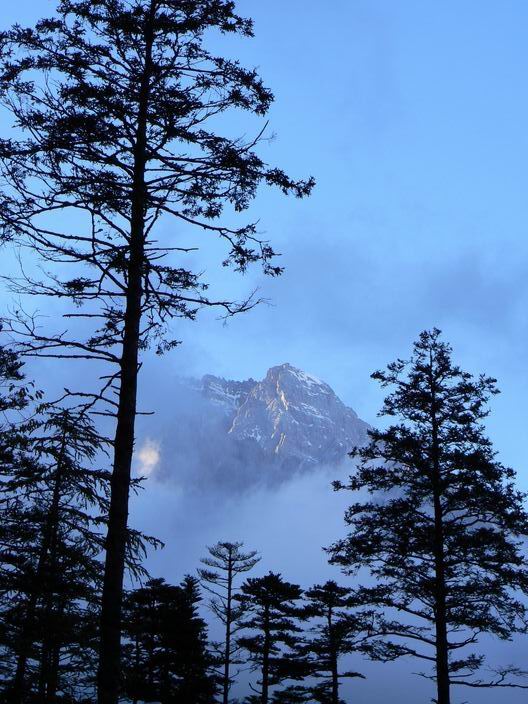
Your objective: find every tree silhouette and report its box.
[0,341,36,688]
[236,573,309,704]
[0,407,107,703]
[0,342,42,695]
[303,581,372,704]
[122,576,218,704]
[329,329,528,704]
[199,541,260,704]
[0,2,313,701]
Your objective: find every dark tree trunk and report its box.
[223,554,233,704]
[9,573,39,702]
[96,5,155,703]
[96,225,144,703]
[432,492,450,704]
[46,642,61,703]
[430,366,451,704]
[38,485,64,702]
[328,608,339,704]
[161,644,170,702]
[133,628,140,704]
[39,603,63,704]
[38,648,51,702]
[262,605,270,704]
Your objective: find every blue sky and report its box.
[1,3,528,701]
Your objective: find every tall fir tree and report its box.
[236,573,309,704]
[0,5,313,700]
[198,541,260,704]
[329,329,528,704]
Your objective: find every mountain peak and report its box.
[263,363,330,395]
[226,364,369,468]
[168,364,370,489]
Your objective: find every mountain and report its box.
[158,364,370,490]
[210,363,368,468]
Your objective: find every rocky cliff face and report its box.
[200,374,255,415]
[225,364,369,468]
[169,364,369,486]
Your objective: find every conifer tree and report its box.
[1,407,108,703]
[303,581,372,704]
[0,342,35,686]
[199,541,260,704]
[122,576,218,704]
[0,341,41,694]
[329,329,528,704]
[0,5,313,700]
[236,573,309,704]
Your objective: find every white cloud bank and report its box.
[136,438,161,478]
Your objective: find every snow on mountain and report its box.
[226,363,369,468]
[175,363,369,480]
[200,374,255,415]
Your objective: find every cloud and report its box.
[135,438,161,478]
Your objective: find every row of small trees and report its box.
[197,546,373,704]
[122,560,373,704]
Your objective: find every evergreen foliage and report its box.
[122,576,218,704]
[329,329,528,704]
[236,573,310,704]
[0,342,36,689]
[303,581,372,704]
[0,406,107,703]
[199,541,260,704]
